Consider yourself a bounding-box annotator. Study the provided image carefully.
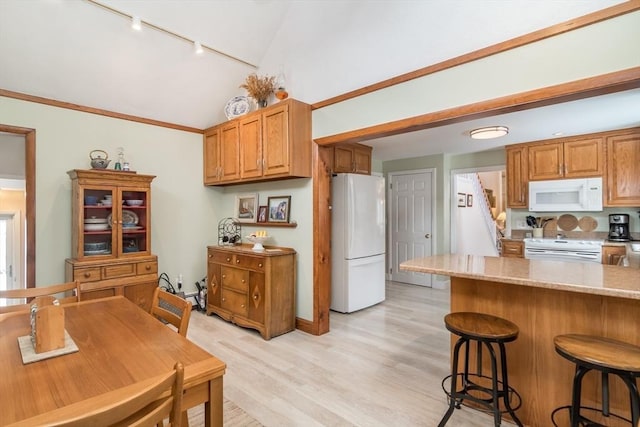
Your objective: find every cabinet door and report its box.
[601,246,626,265]
[119,186,151,257]
[606,132,640,206]
[333,146,355,173]
[248,272,265,324]
[207,262,222,308]
[220,123,241,182]
[353,145,372,175]
[501,240,523,258]
[78,186,117,260]
[262,104,290,177]
[564,138,603,177]
[239,114,263,179]
[528,142,563,180]
[506,146,528,208]
[203,128,220,184]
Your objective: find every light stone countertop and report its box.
[400,254,640,300]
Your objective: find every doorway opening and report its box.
[450,166,506,257]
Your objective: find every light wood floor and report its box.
[187,281,515,426]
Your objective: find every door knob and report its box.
[425,234,430,238]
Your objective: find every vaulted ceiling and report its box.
[1,0,638,161]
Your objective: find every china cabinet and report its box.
[207,245,296,339]
[605,129,640,206]
[203,98,311,186]
[65,169,158,310]
[332,143,372,175]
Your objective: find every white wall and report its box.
[454,176,498,257]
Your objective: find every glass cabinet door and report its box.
[119,189,150,256]
[81,187,115,258]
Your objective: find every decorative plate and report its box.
[107,210,139,227]
[224,95,251,120]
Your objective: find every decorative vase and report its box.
[257,99,268,108]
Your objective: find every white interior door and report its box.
[389,170,434,286]
[0,213,15,292]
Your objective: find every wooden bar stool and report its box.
[553,334,640,427]
[438,312,523,427]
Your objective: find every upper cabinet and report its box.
[332,143,372,175]
[528,137,603,181]
[606,129,640,206]
[203,99,311,186]
[506,127,639,209]
[506,145,528,208]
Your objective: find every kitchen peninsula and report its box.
[400,254,640,426]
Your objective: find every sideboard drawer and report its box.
[137,261,157,275]
[103,263,136,279]
[75,267,101,283]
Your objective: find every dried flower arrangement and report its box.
[239,73,276,105]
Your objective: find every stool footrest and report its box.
[551,404,634,427]
[441,373,522,415]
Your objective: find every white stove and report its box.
[523,238,604,263]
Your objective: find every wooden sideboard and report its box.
[206,245,296,339]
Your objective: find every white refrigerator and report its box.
[331,173,386,313]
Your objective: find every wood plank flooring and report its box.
[187,281,516,426]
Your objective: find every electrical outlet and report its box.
[516,220,526,228]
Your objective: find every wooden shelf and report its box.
[234,221,297,228]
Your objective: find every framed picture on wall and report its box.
[457,193,466,207]
[466,194,473,207]
[235,193,258,223]
[267,196,291,223]
[257,206,267,223]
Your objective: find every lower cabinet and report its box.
[501,239,524,258]
[207,245,295,340]
[65,255,158,312]
[601,245,626,265]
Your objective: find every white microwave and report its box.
[528,177,603,212]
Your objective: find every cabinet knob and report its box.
[222,275,226,279]
[212,282,217,288]
[84,272,91,278]
[226,257,231,262]
[241,279,245,283]
[236,259,240,264]
[241,304,245,308]
[222,298,226,302]
[145,265,151,270]
[258,263,263,268]
[253,295,258,300]
[208,254,212,258]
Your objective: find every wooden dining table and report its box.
[0,295,226,426]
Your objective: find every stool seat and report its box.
[445,312,519,342]
[554,334,640,372]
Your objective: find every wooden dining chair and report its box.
[0,280,80,313]
[11,361,184,427]
[149,287,192,337]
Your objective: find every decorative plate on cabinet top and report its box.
[107,210,139,227]
[224,95,251,120]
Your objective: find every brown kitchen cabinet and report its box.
[203,98,312,186]
[506,145,528,208]
[65,169,158,309]
[207,245,296,340]
[528,137,603,181]
[605,129,640,206]
[501,239,524,258]
[601,245,626,265]
[332,143,372,175]
[203,122,241,184]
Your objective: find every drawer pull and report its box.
[236,259,240,264]
[241,304,245,308]
[258,263,263,268]
[253,295,258,300]
[145,265,151,270]
[222,275,226,279]
[226,257,231,262]
[84,272,91,278]
[211,282,217,288]
[241,279,245,283]
[208,254,212,258]
[222,298,226,302]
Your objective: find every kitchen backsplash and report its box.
[508,207,640,240]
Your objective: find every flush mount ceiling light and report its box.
[470,126,509,140]
[194,41,204,55]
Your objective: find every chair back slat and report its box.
[149,288,191,337]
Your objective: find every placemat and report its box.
[18,330,79,364]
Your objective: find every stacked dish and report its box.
[125,199,143,206]
[84,216,109,231]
